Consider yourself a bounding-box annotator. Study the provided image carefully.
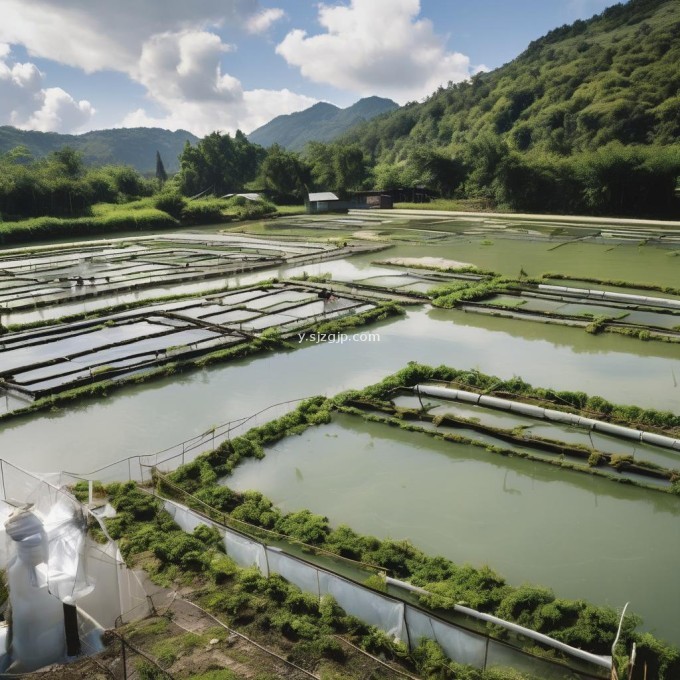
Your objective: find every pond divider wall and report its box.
[537,285,680,311]
[162,496,610,679]
[414,385,680,452]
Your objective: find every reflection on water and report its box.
[1,306,679,464]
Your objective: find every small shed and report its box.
[307,191,342,214]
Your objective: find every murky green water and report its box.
[226,413,680,644]
[2,306,678,467]
[2,218,679,649]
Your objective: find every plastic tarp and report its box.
[265,548,321,597]
[318,571,406,641]
[404,606,487,668]
[224,528,269,576]
[159,497,610,679]
[0,460,150,673]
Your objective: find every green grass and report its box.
[393,198,500,212]
[273,204,307,215]
[0,206,178,245]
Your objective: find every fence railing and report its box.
[159,488,611,680]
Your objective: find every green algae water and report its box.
[1,218,679,651]
[226,413,680,645]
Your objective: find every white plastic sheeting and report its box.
[404,606,487,668]
[0,460,150,673]
[415,385,680,452]
[266,548,320,596]
[160,498,608,679]
[319,570,406,641]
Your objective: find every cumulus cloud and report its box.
[0,0,259,73]
[276,0,473,103]
[0,1,312,136]
[122,83,317,136]
[122,29,316,135]
[247,8,285,34]
[136,31,242,104]
[0,47,94,132]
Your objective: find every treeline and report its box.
[0,146,153,220]
[334,0,680,217]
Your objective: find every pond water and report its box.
[226,413,680,644]
[2,305,678,463]
[2,217,679,650]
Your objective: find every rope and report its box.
[162,595,320,679]
[333,635,422,680]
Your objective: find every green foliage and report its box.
[0,147,153,222]
[177,131,265,196]
[258,144,310,200]
[0,207,177,245]
[135,660,167,680]
[304,141,368,195]
[341,0,680,217]
[154,191,187,220]
[274,509,330,544]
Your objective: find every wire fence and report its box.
[157,484,611,680]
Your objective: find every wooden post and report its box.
[63,603,81,656]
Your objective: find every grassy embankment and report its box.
[88,481,534,680]
[0,195,302,246]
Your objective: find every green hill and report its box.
[338,0,679,217]
[347,0,679,159]
[0,127,199,174]
[248,96,398,150]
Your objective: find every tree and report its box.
[305,142,366,196]
[259,144,309,199]
[155,150,168,187]
[405,148,467,196]
[176,131,265,196]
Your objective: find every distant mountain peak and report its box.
[248,97,398,150]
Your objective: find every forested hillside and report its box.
[340,0,680,216]
[0,127,198,174]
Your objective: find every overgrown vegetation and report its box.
[104,483,534,679]
[340,0,680,217]
[150,366,680,677]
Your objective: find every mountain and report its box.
[343,0,679,161]
[0,127,200,173]
[248,96,399,150]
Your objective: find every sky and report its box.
[0,0,618,137]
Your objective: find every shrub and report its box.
[154,192,187,219]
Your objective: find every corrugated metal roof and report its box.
[308,192,339,202]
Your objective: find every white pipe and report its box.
[537,284,680,310]
[385,577,612,669]
[414,385,680,452]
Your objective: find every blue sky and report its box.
[0,0,616,136]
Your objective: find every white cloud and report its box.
[0,1,316,136]
[0,0,259,73]
[122,86,317,137]
[0,49,94,132]
[122,29,316,135]
[246,8,285,34]
[136,31,241,104]
[276,0,473,103]
[26,87,95,132]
